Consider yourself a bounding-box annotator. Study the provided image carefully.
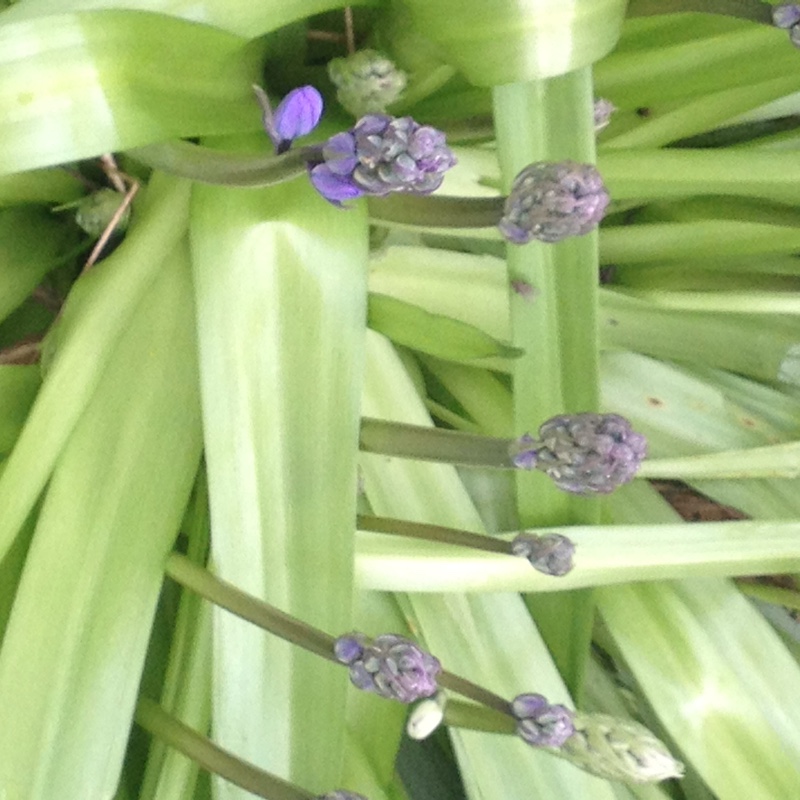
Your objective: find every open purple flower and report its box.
[310,114,456,205]
[255,85,323,154]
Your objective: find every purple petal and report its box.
[323,132,358,176]
[272,86,323,150]
[309,164,363,206]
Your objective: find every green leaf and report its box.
[0,237,202,799]
[0,10,261,176]
[190,138,368,794]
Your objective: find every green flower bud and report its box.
[75,188,130,238]
[328,50,407,117]
[559,712,685,784]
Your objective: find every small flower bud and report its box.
[773,4,800,28]
[498,161,609,245]
[317,791,369,800]
[562,712,685,783]
[514,413,646,495]
[334,632,441,704]
[328,49,407,116]
[511,533,575,577]
[75,188,130,238]
[593,98,616,133]
[511,693,575,748]
[407,694,445,740]
[255,85,323,154]
[310,115,456,205]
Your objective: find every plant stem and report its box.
[358,514,511,555]
[359,416,515,468]
[367,194,503,228]
[626,0,771,23]
[134,697,313,800]
[164,553,337,662]
[437,673,512,716]
[443,699,516,735]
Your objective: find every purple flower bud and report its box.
[317,792,369,800]
[511,533,575,577]
[257,85,323,154]
[310,115,456,205]
[773,4,800,28]
[509,433,538,470]
[334,632,441,704]
[499,161,609,245]
[790,23,800,48]
[532,412,647,495]
[511,693,575,748]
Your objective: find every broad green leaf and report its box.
[0,10,260,175]
[0,365,40,457]
[395,0,627,84]
[0,237,202,800]
[0,172,191,566]
[190,138,368,796]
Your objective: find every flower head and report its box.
[498,161,609,245]
[328,49,407,116]
[562,712,685,783]
[511,693,575,748]
[334,632,441,703]
[255,85,323,154]
[511,532,575,577]
[310,115,456,205]
[512,413,646,495]
[773,4,800,28]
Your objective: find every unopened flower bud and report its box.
[407,694,445,739]
[334,632,441,704]
[561,712,684,783]
[511,693,575,748]
[75,188,130,238]
[593,98,616,133]
[773,4,800,28]
[310,115,456,205]
[255,85,323,154]
[328,50,407,116]
[498,161,609,245]
[511,533,575,576]
[514,413,646,495]
[317,791,369,800]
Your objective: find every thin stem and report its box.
[129,141,319,187]
[164,552,337,662]
[360,417,515,468]
[443,699,516,734]
[626,0,772,23]
[357,514,511,555]
[344,6,355,54]
[736,581,800,614]
[368,194,504,229]
[134,697,313,800]
[437,672,512,716]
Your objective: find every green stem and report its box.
[164,553,337,662]
[443,699,516,735]
[134,697,313,800]
[621,289,800,314]
[368,194,503,229]
[626,0,772,23]
[358,514,511,555]
[437,674,512,716]
[736,581,800,614]
[129,141,318,187]
[359,416,515,468]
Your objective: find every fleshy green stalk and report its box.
[134,697,313,800]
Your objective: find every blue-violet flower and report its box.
[255,85,323,154]
[310,115,456,205]
[334,632,441,703]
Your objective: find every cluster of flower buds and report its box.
[511,532,576,576]
[511,693,575,748]
[773,4,800,46]
[317,792,369,800]
[334,632,441,703]
[328,49,407,116]
[498,161,610,245]
[310,115,457,205]
[510,412,647,495]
